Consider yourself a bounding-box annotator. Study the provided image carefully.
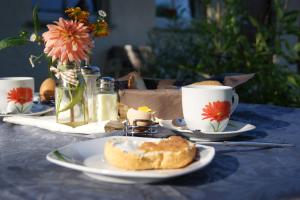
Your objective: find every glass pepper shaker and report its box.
[81,66,101,122]
[96,77,118,121]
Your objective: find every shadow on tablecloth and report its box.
[157,154,239,186]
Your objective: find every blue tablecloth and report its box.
[0,103,300,200]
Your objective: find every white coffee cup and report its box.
[0,77,34,114]
[182,85,239,132]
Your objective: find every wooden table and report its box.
[0,103,299,200]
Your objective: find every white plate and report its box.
[46,136,215,184]
[159,119,256,141]
[0,103,54,117]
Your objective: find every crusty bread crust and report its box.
[104,136,196,170]
[192,80,223,86]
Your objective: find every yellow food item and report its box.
[39,78,56,102]
[138,106,152,113]
[104,136,196,170]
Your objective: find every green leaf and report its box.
[294,43,300,52]
[283,10,300,23]
[248,16,259,28]
[294,42,300,52]
[18,31,29,39]
[53,150,74,163]
[287,74,300,87]
[32,4,40,35]
[0,37,29,50]
[53,150,67,161]
[274,0,284,19]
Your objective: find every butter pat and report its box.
[96,93,118,121]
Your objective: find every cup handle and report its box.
[230,91,239,115]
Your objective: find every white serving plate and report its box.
[159,119,256,141]
[46,136,215,184]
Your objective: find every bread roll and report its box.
[104,136,196,170]
[192,80,223,86]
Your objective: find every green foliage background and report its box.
[147,0,300,107]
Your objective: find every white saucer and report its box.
[0,103,54,117]
[159,119,256,141]
[46,136,215,184]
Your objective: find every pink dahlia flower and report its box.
[43,18,93,64]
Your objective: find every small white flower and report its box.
[29,33,37,42]
[29,55,35,68]
[98,10,107,17]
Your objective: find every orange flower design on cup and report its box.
[201,101,231,132]
[7,87,33,113]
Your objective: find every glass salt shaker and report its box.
[96,77,118,121]
[81,66,101,122]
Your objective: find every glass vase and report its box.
[55,63,88,127]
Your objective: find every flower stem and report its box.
[70,107,74,123]
[210,123,217,132]
[216,122,220,132]
[67,84,75,123]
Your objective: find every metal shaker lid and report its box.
[81,66,101,75]
[99,77,115,90]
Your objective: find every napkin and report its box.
[119,89,182,120]
[217,73,255,88]
[3,115,108,135]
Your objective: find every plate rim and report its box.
[46,136,215,179]
[160,119,256,135]
[0,103,54,117]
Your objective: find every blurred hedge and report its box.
[146,0,300,107]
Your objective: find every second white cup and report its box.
[182,85,238,132]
